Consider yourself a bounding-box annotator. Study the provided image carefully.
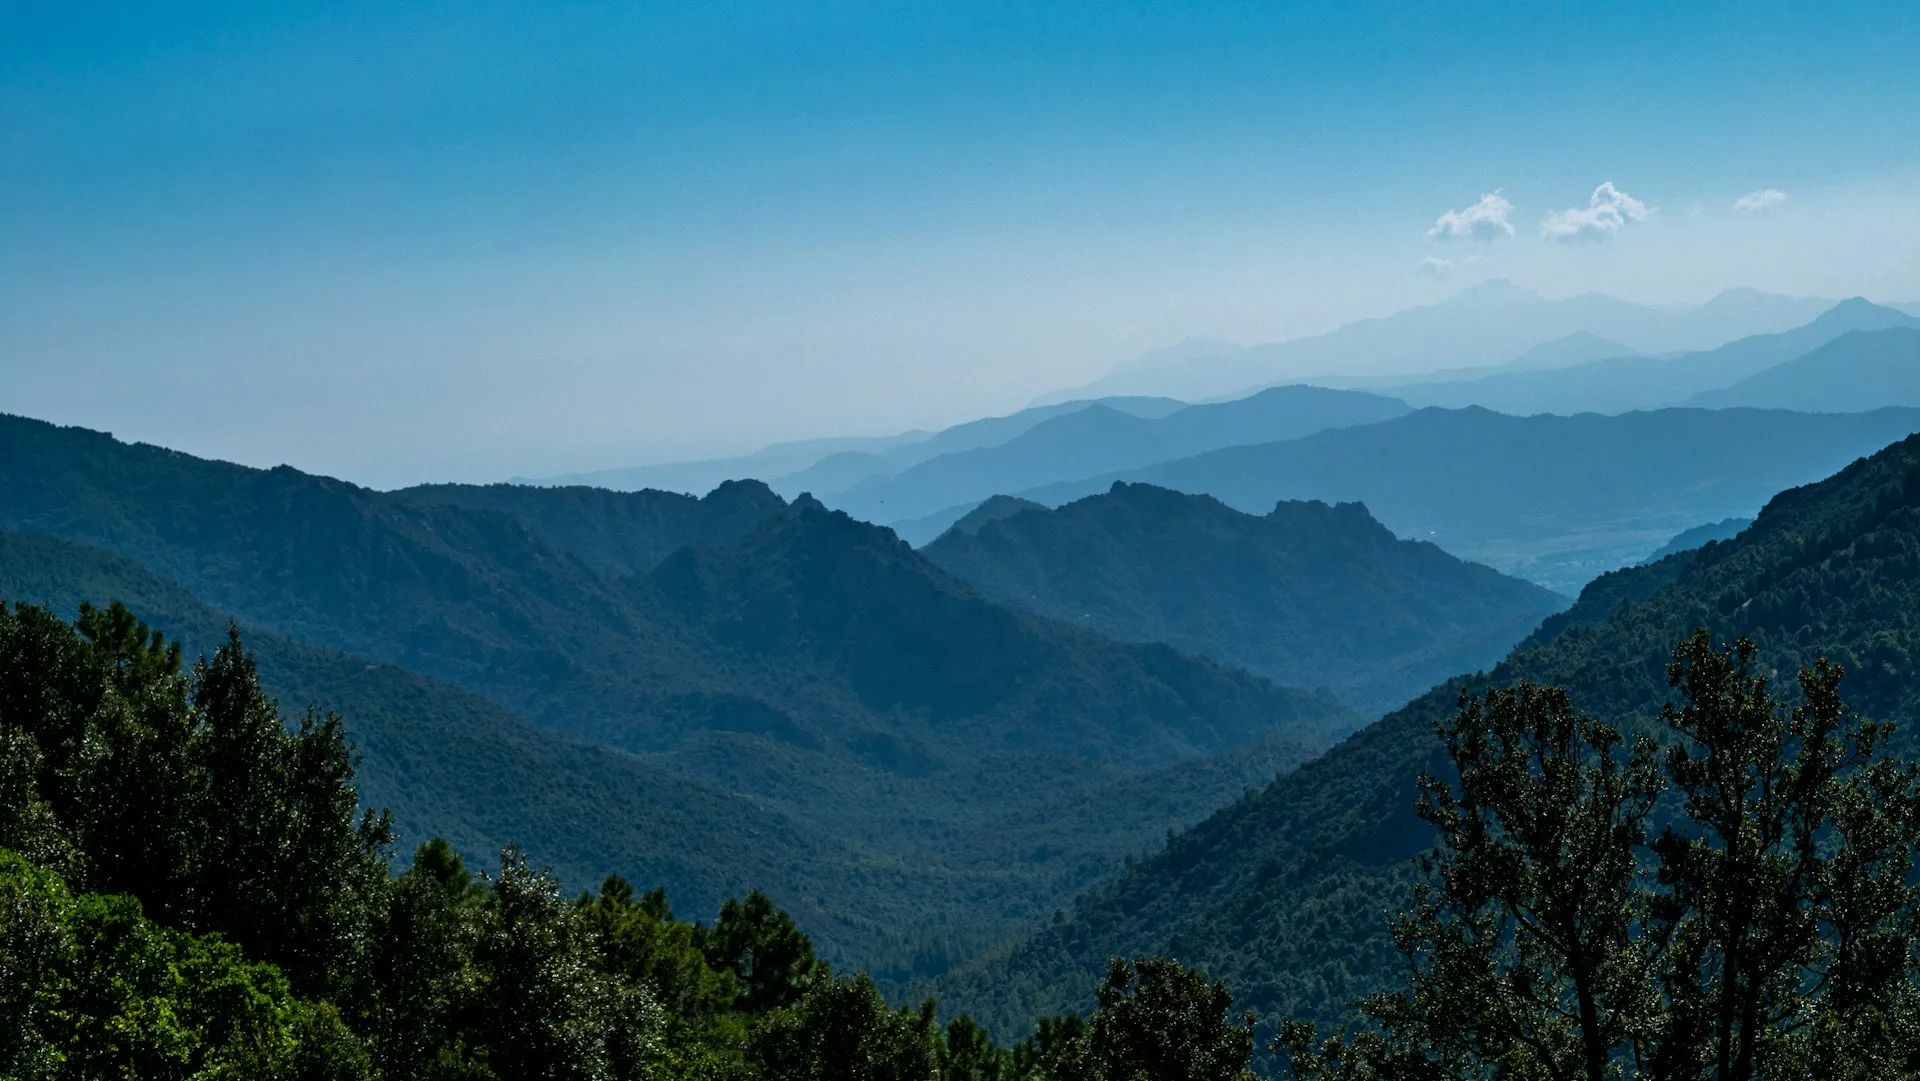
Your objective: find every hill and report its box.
[831,385,1410,526]
[1382,298,1919,415]
[1688,327,1920,411]
[1643,516,1751,562]
[941,425,1920,1041]
[0,412,1352,973]
[0,530,917,957]
[394,477,791,577]
[1037,282,1831,403]
[1016,405,1920,594]
[922,484,1565,714]
[772,396,1187,499]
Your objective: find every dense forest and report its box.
[0,599,1277,1078]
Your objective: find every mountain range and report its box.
[828,385,1411,529]
[1689,326,1920,411]
[1380,298,1920,415]
[939,413,1920,1048]
[0,411,1360,974]
[1036,281,1836,403]
[999,405,1920,594]
[922,484,1565,714]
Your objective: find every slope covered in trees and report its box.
[924,484,1565,713]
[393,478,791,578]
[0,530,951,964]
[1018,405,1920,593]
[0,413,1352,973]
[0,601,1270,1078]
[942,428,1920,1042]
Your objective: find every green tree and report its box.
[1279,632,1920,1081]
[701,890,824,1013]
[749,972,941,1081]
[1082,957,1258,1081]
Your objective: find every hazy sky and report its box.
[6,1,1920,486]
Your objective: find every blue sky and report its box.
[5,1,1920,484]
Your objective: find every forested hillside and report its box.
[0,599,1273,1078]
[0,413,1351,974]
[943,429,1920,1041]
[924,484,1564,713]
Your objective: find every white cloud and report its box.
[1415,256,1456,280]
[1542,182,1650,243]
[1733,188,1788,213]
[1428,192,1515,241]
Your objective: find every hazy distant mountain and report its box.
[1382,298,1920,415]
[772,396,1184,498]
[939,495,1049,538]
[1012,405,1920,594]
[923,484,1565,713]
[1643,517,1751,563]
[1688,327,1920,412]
[1035,282,1833,403]
[829,385,1410,525]
[1495,331,1642,372]
[529,431,930,495]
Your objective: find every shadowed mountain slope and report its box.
[0,530,914,959]
[1017,405,1920,594]
[923,484,1565,713]
[942,427,1920,1039]
[394,478,791,577]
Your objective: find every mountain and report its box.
[1382,298,1920,414]
[1688,327,1920,411]
[528,430,931,495]
[922,484,1565,714]
[939,495,1049,538]
[394,478,790,577]
[0,530,918,955]
[0,412,1353,972]
[1495,330,1641,371]
[772,396,1186,499]
[1035,283,1833,404]
[829,385,1410,526]
[941,424,1920,1041]
[1643,516,1751,562]
[1014,405,1920,594]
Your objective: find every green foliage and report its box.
[1083,958,1258,1081]
[749,974,942,1080]
[924,483,1564,714]
[1278,633,1920,1080]
[0,850,367,1081]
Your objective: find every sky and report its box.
[5,1,1920,486]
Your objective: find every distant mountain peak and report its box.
[1812,296,1913,327]
[1447,278,1543,306]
